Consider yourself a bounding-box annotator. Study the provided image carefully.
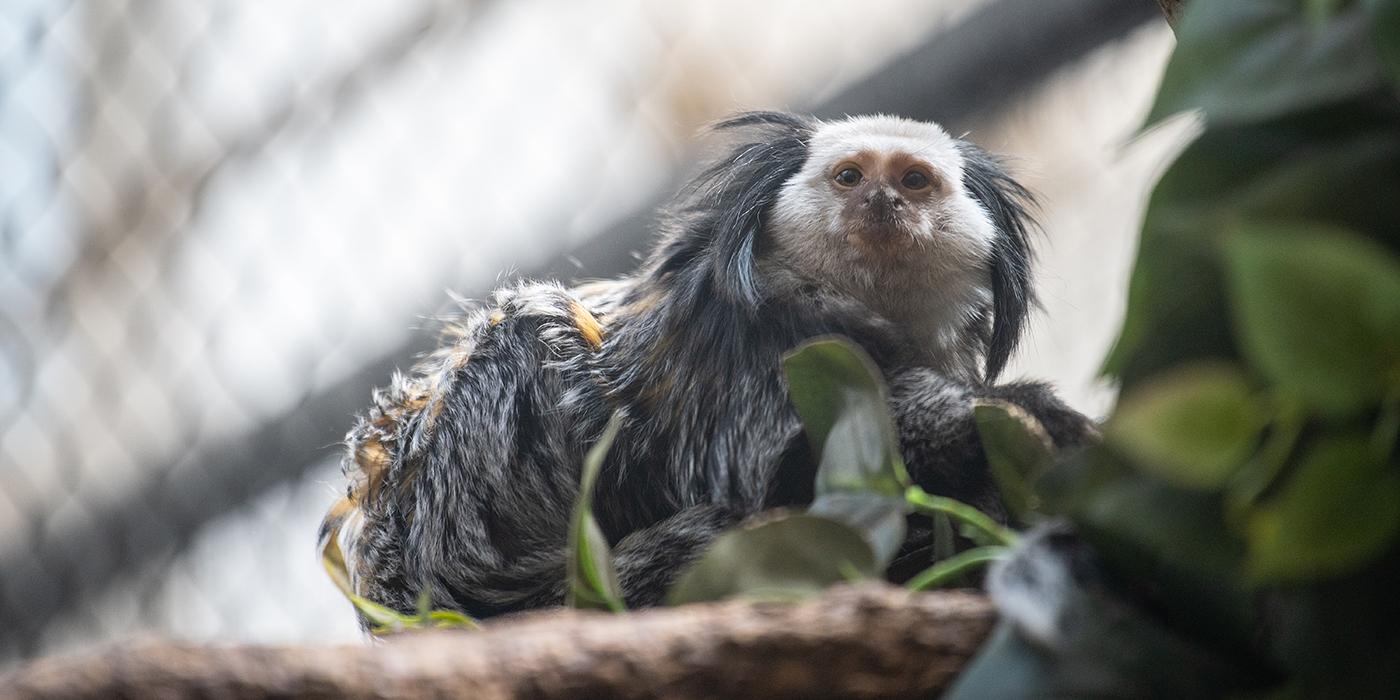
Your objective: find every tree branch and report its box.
[4,586,995,699]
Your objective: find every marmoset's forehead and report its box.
[806,115,964,174]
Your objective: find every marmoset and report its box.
[321,111,1094,621]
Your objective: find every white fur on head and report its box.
[768,115,999,378]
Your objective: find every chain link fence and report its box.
[1,0,1170,666]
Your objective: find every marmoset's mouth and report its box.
[846,220,917,255]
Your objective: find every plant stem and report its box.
[906,546,1007,591]
[904,487,1019,547]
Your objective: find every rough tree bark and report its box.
[3,585,995,699]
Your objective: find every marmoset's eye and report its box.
[901,170,931,190]
[833,167,862,187]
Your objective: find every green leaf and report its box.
[784,337,910,571]
[667,514,877,605]
[1227,395,1306,520]
[1150,1,1385,128]
[947,584,1258,698]
[807,492,906,572]
[1365,0,1400,88]
[426,609,480,630]
[1247,433,1400,582]
[1074,472,1246,582]
[906,546,1006,591]
[1103,123,1400,385]
[973,400,1055,520]
[784,337,909,497]
[945,624,1058,700]
[1039,448,1258,650]
[350,594,416,633]
[1107,364,1268,489]
[1224,222,1400,417]
[566,412,627,612]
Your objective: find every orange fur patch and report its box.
[488,310,506,326]
[571,302,604,351]
[356,436,392,499]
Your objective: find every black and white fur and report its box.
[321,111,1093,622]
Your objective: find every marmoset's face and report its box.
[769,116,997,291]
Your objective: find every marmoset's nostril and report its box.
[863,189,904,215]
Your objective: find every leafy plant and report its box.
[1106,364,1267,489]
[785,336,911,569]
[667,513,877,605]
[1224,221,1400,418]
[566,412,628,612]
[953,1,1400,696]
[1107,3,1400,587]
[668,337,1020,605]
[972,401,1055,524]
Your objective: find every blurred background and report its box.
[0,0,1187,665]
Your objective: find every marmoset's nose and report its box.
[862,187,904,221]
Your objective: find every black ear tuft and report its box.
[652,111,812,310]
[957,142,1037,383]
[711,110,811,133]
